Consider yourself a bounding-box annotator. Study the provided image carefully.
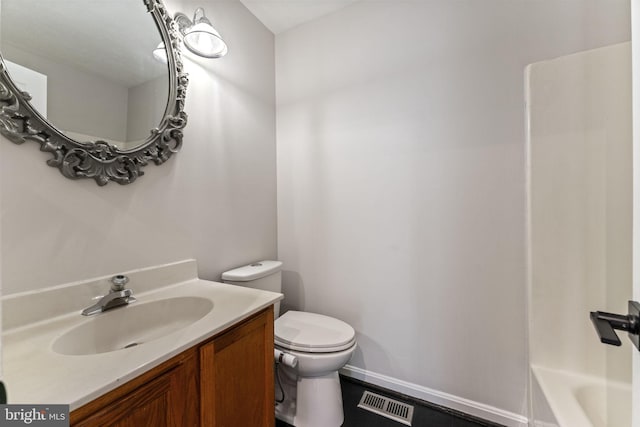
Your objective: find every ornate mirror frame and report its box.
[0,0,188,186]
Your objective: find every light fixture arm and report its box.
[173,12,193,33]
[193,8,211,26]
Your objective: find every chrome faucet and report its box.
[81,275,136,316]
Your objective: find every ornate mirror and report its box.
[0,0,188,185]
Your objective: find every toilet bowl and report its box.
[274,310,356,427]
[222,261,357,427]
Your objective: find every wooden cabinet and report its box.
[200,305,274,427]
[70,307,274,427]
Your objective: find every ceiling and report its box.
[238,0,358,34]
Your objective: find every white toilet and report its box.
[222,260,357,427]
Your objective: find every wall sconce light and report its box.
[174,8,228,59]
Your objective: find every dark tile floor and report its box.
[276,376,505,427]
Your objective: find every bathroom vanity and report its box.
[71,307,274,426]
[1,260,282,427]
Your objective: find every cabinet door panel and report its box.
[71,349,198,427]
[73,373,171,427]
[201,308,274,427]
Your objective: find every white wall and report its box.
[275,0,630,423]
[0,0,276,295]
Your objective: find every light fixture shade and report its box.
[174,8,228,59]
[153,42,168,63]
[183,22,228,58]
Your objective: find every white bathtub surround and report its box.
[528,41,632,380]
[1,259,282,409]
[527,42,632,426]
[532,366,631,427]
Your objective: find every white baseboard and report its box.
[340,365,529,427]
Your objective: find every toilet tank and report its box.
[221,260,283,318]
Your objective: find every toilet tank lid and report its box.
[221,260,283,282]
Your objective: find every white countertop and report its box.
[2,261,282,410]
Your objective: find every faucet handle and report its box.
[110,275,130,291]
[590,301,640,350]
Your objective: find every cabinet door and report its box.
[200,307,274,427]
[71,349,198,427]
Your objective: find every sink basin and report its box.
[52,296,213,355]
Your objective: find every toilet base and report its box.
[275,368,344,427]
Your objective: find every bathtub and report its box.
[531,366,631,427]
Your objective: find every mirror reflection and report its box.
[0,0,169,150]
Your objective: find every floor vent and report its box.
[357,390,414,426]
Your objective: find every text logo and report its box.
[0,405,69,426]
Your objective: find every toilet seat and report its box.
[275,311,356,353]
